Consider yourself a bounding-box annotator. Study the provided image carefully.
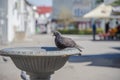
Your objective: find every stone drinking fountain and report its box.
[0,47,80,80]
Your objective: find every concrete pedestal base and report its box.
[28,72,53,80]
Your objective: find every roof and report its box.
[37,6,52,14]
[83,3,112,18]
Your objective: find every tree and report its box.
[111,0,120,15]
[96,0,104,4]
[58,7,73,29]
[111,0,120,6]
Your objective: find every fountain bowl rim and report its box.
[0,47,80,56]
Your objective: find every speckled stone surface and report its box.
[0,47,80,56]
[0,47,80,80]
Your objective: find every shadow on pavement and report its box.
[69,53,120,68]
[112,47,120,51]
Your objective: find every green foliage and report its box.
[58,29,79,34]
[96,0,104,4]
[58,28,104,35]
[96,27,104,33]
[111,0,120,6]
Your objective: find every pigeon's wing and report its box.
[62,37,83,52]
[55,37,66,49]
[61,37,76,47]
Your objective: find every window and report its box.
[74,8,89,17]
[74,8,80,17]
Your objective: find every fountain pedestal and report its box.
[28,72,52,80]
[0,47,80,80]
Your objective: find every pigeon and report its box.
[53,31,83,55]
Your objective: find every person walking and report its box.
[92,22,96,40]
[105,21,110,34]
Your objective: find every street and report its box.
[0,34,120,80]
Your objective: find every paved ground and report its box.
[0,34,120,80]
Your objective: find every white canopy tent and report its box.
[83,3,120,40]
[83,3,120,18]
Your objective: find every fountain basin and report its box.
[0,47,80,80]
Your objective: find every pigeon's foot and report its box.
[78,53,82,56]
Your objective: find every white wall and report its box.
[26,5,35,36]
[18,0,26,32]
[7,0,35,43]
[7,0,17,42]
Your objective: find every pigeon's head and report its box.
[53,31,61,37]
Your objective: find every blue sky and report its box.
[28,0,52,6]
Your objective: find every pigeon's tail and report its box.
[76,47,82,52]
[75,45,83,55]
[76,45,84,50]
[75,47,82,56]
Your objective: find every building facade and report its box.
[52,0,117,30]
[0,0,7,44]
[0,0,35,44]
[0,0,17,44]
[52,0,96,29]
[52,0,96,19]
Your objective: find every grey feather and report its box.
[53,31,83,55]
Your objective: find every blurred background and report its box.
[0,0,120,80]
[0,0,120,45]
